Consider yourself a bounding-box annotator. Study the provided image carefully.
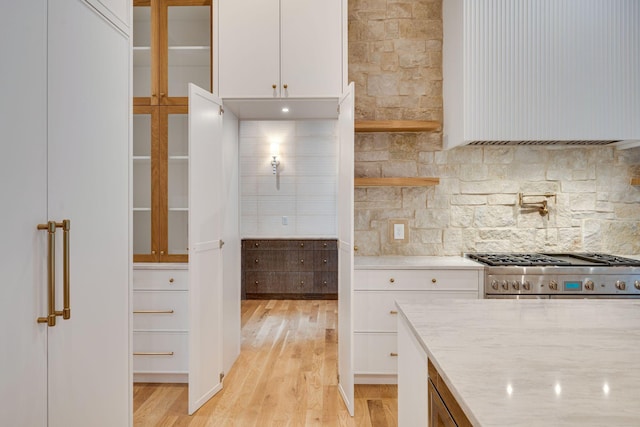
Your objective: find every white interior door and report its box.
[337,83,355,416]
[0,2,48,425]
[188,83,224,414]
[46,1,131,426]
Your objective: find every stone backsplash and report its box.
[354,143,640,255]
[349,0,640,256]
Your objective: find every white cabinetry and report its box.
[353,261,481,384]
[2,1,130,425]
[218,0,343,99]
[133,265,189,383]
[397,313,429,427]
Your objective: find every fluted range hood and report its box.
[443,0,640,150]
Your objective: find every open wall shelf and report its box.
[354,177,440,187]
[354,120,440,133]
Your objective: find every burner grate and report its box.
[468,253,571,266]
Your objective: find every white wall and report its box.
[240,120,338,237]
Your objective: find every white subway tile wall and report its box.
[239,120,338,237]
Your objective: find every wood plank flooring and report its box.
[134,300,397,427]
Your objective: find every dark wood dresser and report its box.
[241,239,338,299]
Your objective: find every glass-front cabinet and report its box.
[132,0,211,262]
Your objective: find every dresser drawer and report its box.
[133,331,188,373]
[354,333,398,374]
[354,269,479,291]
[133,291,188,330]
[133,268,188,291]
[354,291,430,332]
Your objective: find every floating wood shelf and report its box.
[354,177,440,187]
[632,177,640,186]
[354,120,440,133]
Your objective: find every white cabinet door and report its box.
[219,0,343,99]
[280,0,342,97]
[0,2,48,425]
[188,84,224,414]
[47,1,130,425]
[218,0,280,98]
[337,83,355,416]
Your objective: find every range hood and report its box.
[443,0,640,150]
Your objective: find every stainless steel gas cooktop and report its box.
[466,252,640,298]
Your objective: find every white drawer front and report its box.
[354,269,479,291]
[133,291,188,330]
[133,269,188,290]
[133,331,188,373]
[354,333,398,374]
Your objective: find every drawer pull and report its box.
[255,259,259,263]
[133,352,174,356]
[323,259,327,263]
[300,259,304,263]
[300,242,304,247]
[323,281,328,286]
[255,242,260,247]
[133,310,175,314]
[323,242,327,248]
[390,352,398,357]
[300,281,305,286]
[255,281,259,285]
[169,278,174,283]
[389,278,395,283]
[432,278,437,283]
[389,310,398,315]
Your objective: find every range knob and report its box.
[549,280,558,291]
[501,280,509,290]
[522,281,531,291]
[584,280,595,291]
[635,280,640,290]
[512,281,520,291]
[491,280,499,290]
[615,280,626,291]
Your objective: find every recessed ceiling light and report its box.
[282,107,289,113]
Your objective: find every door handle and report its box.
[37,221,57,326]
[36,219,71,326]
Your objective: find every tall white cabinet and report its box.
[1,1,131,426]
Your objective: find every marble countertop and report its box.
[355,256,484,270]
[397,299,640,426]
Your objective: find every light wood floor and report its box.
[134,299,397,426]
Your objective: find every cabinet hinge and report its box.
[220,372,225,382]
[219,105,224,115]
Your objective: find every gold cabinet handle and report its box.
[354,246,358,252]
[389,278,395,283]
[283,84,288,89]
[133,310,175,314]
[37,219,71,325]
[169,278,174,283]
[390,353,398,357]
[152,250,156,255]
[389,310,398,315]
[37,221,57,326]
[272,84,277,89]
[160,250,165,255]
[133,352,174,356]
[160,92,166,97]
[432,278,437,283]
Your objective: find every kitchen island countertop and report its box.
[397,299,640,426]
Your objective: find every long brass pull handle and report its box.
[133,310,175,314]
[60,220,70,320]
[390,352,398,357]
[37,221,57,326]
[133,352,174,356]
[389,310,398,315]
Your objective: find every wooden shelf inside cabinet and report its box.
[354,120,440,133]
[631,177,640,186]
[354,177,440,187]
